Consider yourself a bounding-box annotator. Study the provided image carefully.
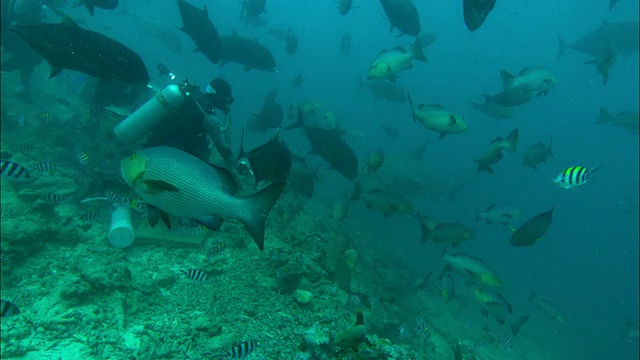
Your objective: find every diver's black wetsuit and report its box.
[145,78,234,162]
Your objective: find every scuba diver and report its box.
[143,71,235,165]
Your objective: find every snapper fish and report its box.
[367,38,427,82]
[553,166,601,189]
[120,146,284,250]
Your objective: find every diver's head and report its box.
[205,77,234,114]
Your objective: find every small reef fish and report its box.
[1,160,33,182]
[207,243,226,258]
[225,340,257,358]
[180,269,207,281]
[1,300,20,318]
[552,166,600,189]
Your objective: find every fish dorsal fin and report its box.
[53,9,80,28]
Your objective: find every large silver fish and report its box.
[120,146,284,250]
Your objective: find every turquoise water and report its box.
[1,0,638,359]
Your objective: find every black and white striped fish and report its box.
[180,269,207,281]
[1,299,20,318]
[502,336,512,352]
[79,211,103,221]
[207,243,226,259]
[37,112,51,125]
[42,193,73,205]
[226,340,257,359]
[33,161,55,173]
[1,160,32,181]
[55,97,71,107]
[553,166,601,189]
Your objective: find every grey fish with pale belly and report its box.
[120,146,284,250]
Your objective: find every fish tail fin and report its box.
[419,223,431,244]
[556,35,567,60]
[504,128,519,153]
[499,70,515,90]
[240,182,285,250]
[411,38,428,63]
[350,181,362,201]
[407,92,417,123]
[596,107,612,124]
[510,315,530,336]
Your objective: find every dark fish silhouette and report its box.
[176,0,222,64]
[247,89,283,133]
[340,32,352,55]
[239,131,292,188]
[11,11,149,84]
[557,20,639,60]
[220,29,276,72]
[463,0,496,32]
[379,0,421,37]
[381,125,400,139]
[74,0,119,16]
[285,28,298,56]
[509,205,554,247]
[305,125,358,181]
[240,0,267,21]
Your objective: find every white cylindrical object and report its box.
[108,206,135,248]
[113,84,187,143]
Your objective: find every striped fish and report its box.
[1,160,32,181]
[180,269,207,281]
[56,97,71,107]
[79,211,103,221]
[552,166,599,189]
[11,143,34,153]
[207,242,225,258]
[42,193,73,205]
[39,91,54,99]
[1,300,20,318]
[226,340,257,359]
[37,112,51,125]
[33,161,55,173]
[502,336,512,352]
[77,151,90,165]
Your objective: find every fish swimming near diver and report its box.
[120,146,284,250]
[509,205,554,247]
[238,130,292,188]
[302,114,358,181]
[9,10,149,85]
[220,29,276,72]
[462,0,496,32]
[176,0,222,65]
